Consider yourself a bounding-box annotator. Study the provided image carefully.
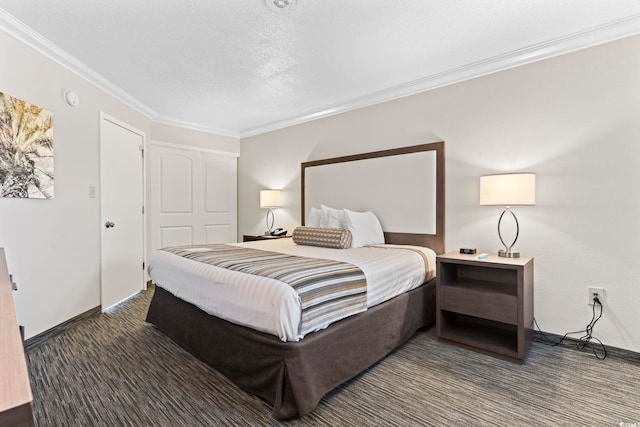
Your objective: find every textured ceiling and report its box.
[1,0,640,137]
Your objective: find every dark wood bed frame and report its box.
[146,141,445,419]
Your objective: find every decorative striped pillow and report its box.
[292,227,352,249]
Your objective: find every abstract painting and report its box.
[0,92,54,199]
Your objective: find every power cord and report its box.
[534,295,607,360]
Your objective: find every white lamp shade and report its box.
[260,190,281,208]
[480,173,535,206]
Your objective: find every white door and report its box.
[148,143,237,251]
[100,114,145,310]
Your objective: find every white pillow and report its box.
[307,207,322,227]
[343,209,385,248]
[320,204,344,228]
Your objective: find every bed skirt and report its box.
[146,279,436,419]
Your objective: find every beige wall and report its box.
[239,34,640,352]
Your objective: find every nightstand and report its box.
[436,252,534,363]
[242,234,292,242]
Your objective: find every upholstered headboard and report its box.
[301,142,445,254]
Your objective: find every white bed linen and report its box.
[147,239,436,342]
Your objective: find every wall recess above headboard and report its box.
[301,142,445,254]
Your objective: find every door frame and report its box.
[99,112,147,311]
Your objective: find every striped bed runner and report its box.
[162,244,367,336]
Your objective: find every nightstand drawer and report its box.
[439,286,517,325]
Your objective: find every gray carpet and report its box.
[26,287,640,426]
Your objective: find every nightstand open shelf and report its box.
[436,252,534,363]
[439,312,519,358]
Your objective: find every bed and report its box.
[146,141,445,419]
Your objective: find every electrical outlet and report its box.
[588,287,604,305]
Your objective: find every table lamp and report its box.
[260,190,281,235]
[480,173,535,258]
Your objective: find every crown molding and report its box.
[0,9,159,119]
[239,13,640,138]
[0,9,244,138]
[150,140,240,157]
[2,8,639,140]
[152,115,240,139]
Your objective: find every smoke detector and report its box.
[63,90,80,107]
[265,0,297,14]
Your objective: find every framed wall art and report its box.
[0,92,54,199]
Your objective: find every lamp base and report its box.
[498,249,520,258]
[264,208,275,236]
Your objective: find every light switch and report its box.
[89,185,96,198]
